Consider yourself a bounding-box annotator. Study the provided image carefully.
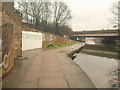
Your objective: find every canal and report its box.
[73,42,118,88]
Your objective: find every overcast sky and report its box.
[63,0,118,31]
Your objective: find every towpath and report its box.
[3,43,95,88]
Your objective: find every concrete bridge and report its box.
[72,29,119,45]
[73,29,119,37]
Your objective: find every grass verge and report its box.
[44,41,80,49]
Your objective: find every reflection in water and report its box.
[73,43,118,88]
[81,43,118,59]
[85,38,95,45]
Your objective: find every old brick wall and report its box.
[42,32,72,47]
[1,2,22,76]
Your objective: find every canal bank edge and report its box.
[67,43,96,88]
[67,43,84,60]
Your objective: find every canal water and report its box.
[73,42,118,88]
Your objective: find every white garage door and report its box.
[22,31,42,51]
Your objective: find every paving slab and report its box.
[37,78,69,88]
[28,64,41,72]
[21,72,39,82]
[39,71,65,79]
[65,73,95,88]
[17,81,37,88]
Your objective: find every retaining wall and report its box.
[42,32,72,47]
[1,2,22,76]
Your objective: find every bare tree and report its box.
[53,0,72,34]
[109,0,120,28]
[35,2,52,30]
[18,0,30,22]
[17,0,52,29]
[17,0,72,34]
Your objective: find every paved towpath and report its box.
[3,43,95,88]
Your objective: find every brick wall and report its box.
[1,2,22,76]
[42,32,71,47]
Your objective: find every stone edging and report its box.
[67,44,84,60]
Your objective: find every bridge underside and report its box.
[73,36,119,45]
[73,36,119,39]
[73,29,119,45]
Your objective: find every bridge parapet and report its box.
[73,29,119,37]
